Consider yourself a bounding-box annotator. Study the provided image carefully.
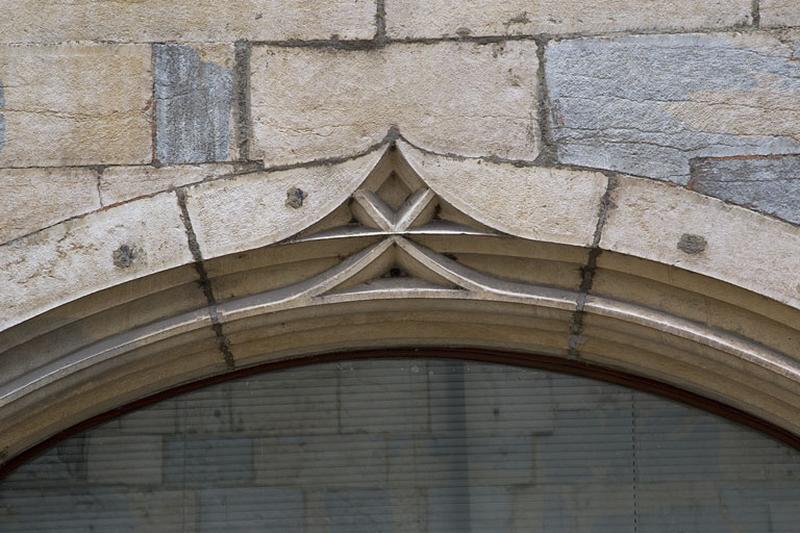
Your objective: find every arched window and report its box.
[2,356,798,531]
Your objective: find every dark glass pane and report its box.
[1,358,798,532]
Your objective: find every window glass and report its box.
[2,358,798,532]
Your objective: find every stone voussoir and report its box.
[183,147,388,260]
[600,175,800,311]
[0,43,153,168]
[545,31,800,184]
[250,40,540,166]
[100,163,260,207]
[386,0,753,39]
[0,192,195,331]
[396,140,607,247]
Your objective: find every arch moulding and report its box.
[1,138,799,465]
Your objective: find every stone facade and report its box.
[1,0,800,512]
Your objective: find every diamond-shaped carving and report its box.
[376,172,413,211]
[296,146,496,242]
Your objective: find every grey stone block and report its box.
[199,487,303,532]
[546,33,800,184]
[690,155,800,224]
[155,43,233,164]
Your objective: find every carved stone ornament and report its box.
[1,139,800,463]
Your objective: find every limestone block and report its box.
[0,44,152,167]
[546,32,800,183]
[600,176,800,310]
[398,140,607,247]
[690,155,800,225]
[386,0,752,38]
[0,167,100,244]
[0,193,194,331]
[184,148,386,259]
[155,44,236,164]
[0,0,376,43]
[251,41,539,165]
[99,163,255,206]
[761,1,800,28]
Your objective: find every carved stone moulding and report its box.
[1,139,799,464]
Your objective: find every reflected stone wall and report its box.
[1,358,798,532]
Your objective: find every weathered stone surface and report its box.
[386,0,752,38]
[761,1,800,28]
[155,44,236,164]
[0,193,193,331]
[184,148,386,259]
[0,0,376,43]
[600,176,800,310]
[0,168,100,244]
[690,155,800,225]
[399,140,607,247]
[0,84,5,154]
[251,41,539,165]
[99,163,255,206]
[546,33,800,184]
[0,44,152,167]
